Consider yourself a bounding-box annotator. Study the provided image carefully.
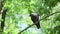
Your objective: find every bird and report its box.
[29,13,40,29]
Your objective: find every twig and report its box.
[18,11,60,34]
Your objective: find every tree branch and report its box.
[18,11,60,34]
[1,9,7,31]
[0,0,6,14]
[0,0,6,34]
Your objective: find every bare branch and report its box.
[18,11,60,34]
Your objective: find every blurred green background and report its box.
[0,0,60,34]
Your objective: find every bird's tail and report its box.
[35,22,40,29]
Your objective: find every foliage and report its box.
[0,0,60,34]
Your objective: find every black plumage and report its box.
[30,13,40,29]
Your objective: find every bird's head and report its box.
[29,13,39,17]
